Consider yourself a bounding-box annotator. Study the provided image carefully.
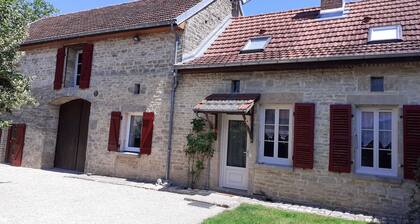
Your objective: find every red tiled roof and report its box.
[23,0,201,45]
[183,0,420,68]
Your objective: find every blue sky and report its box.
[46,0,321,16]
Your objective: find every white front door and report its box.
[220,115,249,190]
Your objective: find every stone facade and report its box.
[180,0,232,57]
[0,0,233,182]
[170,61,420,217]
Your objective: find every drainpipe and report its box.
[166,22,180,181]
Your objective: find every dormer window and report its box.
[240,36,271,53]
[368,25,403,43]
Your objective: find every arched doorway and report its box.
[54,99,90,172]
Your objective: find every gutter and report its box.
[175,52,420,70]
[165,22,180,181]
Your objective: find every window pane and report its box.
[265,110,275,124]
[243,37,270,51]
[362,112,374,129]
[361,130,374,148]
[379,150,392,169]
[78,53,83,63]
[227,121,247,168]
[76,75,80,86]
[264,125,274,141]
[279,110,289,125]
[278,142,288,159]
[371,77,384,92]
[361,149,374,167]
[77,64,82,74]
[128,116,142,148]
[264,141,274,157]
[379,112,392,130]
[379,131,392,150]
[278,126,289,142]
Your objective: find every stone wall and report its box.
[171,61,420,216]
[0,32,176,182]
[180,0,232,59]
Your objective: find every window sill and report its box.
[353,172,403,184]
[116,151,140,157]
[255,162,293,171]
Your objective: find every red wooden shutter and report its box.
[108,112,122,152]
[403,105,420,180]
[53,47,66,90]
[329,105,352,173]
[293,103,315,169]
[5,127,12,163]
[13,124,26,167]
[79,43,94,89]
[140,112,155,155]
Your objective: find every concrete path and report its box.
[0,165,225,224]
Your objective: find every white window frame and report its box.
[356,107,398,177]
[368,25,403,42]
[241,36,271,53]
[122,112,143,153]
[74,50,83,87]
[259,105,294,166]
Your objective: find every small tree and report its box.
[0,0,57,128]
[409,158,420,223]
[185,118,216,188]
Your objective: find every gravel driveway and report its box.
[0,165,225,224]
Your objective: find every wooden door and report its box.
[54,99,90,172]
[5,124,26,166]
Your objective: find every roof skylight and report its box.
[368,25,403,43]
[240,36,271,53]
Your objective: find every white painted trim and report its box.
[355,107,398,177]
[182,16,232,63]
[122,112,143,153]
[258,105,294,166]
[219,114,249,190]
[175,0,216,24]
[73,50,83,87]
[368,25,403,42]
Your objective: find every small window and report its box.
[124,113,143,153]
[259,106,294,166]
[134,84,141,95]
[371,77,384,92]
[368,25,402,43]
[241,36,271,53]
[231,80,240,93]
[356,108,398,177]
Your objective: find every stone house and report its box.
[173,0,420,217]
[0,0,239,179]
[1,0,420,218]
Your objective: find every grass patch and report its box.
[203,204,368,224]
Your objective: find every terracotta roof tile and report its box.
[24,0,201,45]
[184,0,420,67]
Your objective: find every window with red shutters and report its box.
[293,103,315,169]
[53,47,66,90]
[79,44,94,89]
[329,105,352,173]
[403,105,420,180]
[140,112,154,155]
[108,112,122,152]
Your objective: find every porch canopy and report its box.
[193,93,260,142]
[193,94,260,114]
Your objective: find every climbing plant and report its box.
[408,158,420,223]
[0,0,57,128]
[185,118,216,188]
